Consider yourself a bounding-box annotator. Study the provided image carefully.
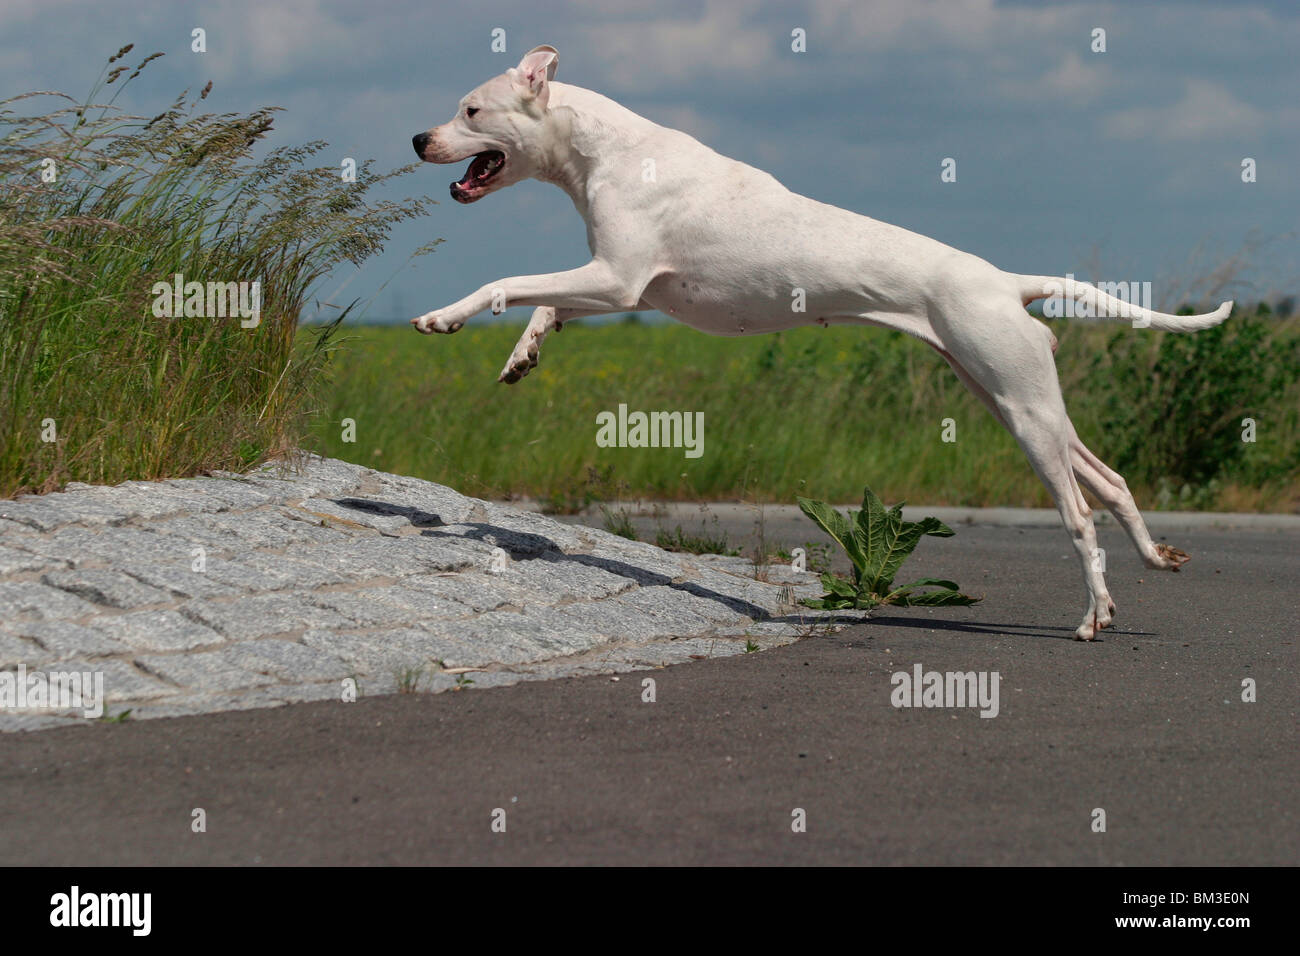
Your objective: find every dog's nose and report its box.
[412,132,431,158]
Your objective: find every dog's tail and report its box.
[1015,274,1232,332]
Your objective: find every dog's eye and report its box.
[465,107,479,118]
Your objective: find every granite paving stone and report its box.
[0,454,851,731]
[41,568,175,609]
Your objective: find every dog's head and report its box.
[412,45,560,204]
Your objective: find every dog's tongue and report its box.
[459,151,500,186]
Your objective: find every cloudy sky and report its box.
[3,0,1296,323]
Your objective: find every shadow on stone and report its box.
[419,522,562,557]
[334,497,775,622]
[333,497,447,528]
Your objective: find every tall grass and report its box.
[0,45,435,496]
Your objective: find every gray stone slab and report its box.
[231,457,368,501]
[6,526,106,568]
[109,481,221,517]
[0,517,32,538]
[566,536,690,583]
[41,568,174,609]
[146,510,334,552]
[222,639,353,682]
[480,502,589,553]
[283,534,486,578]
[179,594,354,640]
[119,560,240,600]
[0,581,98,621]
[181,552,356,594]
[77,527,201,565]
[240,551,360,589]
[368,583,478,620]
[444,610,587,665]
[164,476,277,509]
[0,633,47,667]
[280,455,372,496]
[306,590,424,627]
[433,522,565,558]
[199,556,309,594]
[616,584,751,627]
[511,555,638,601]
[404,571,552,614]
[0,544,51,575]
[0,454,877,731]
[0,713,89,732]
[57,657,180,702]
[133,514,244,552]
[0,497,78,532]
[5,620,133,659]
[360,474,476,525]
[301,627,476,676]
[686,565,801,608]
[95,609,224,652]
[542,601,678,642]
[290,497,412,535]
[135,649,281,693]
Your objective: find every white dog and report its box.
[411,45,1232,641]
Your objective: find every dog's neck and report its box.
[533,82,660,219]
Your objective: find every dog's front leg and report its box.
[411,261,636,334]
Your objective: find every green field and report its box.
[305,312,1300,513]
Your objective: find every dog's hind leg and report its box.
[932,306,1113,640]
[936,336,1185,577]
[1066,426,1189,571]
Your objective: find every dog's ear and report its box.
[510,45,559,105]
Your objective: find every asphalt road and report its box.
[1,521,1295,865]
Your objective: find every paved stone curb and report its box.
[0,455,861,732]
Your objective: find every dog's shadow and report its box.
[332,497,770,620]
[333,498,1142,641]
[859,614,1153,642]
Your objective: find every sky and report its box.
[3,0,1297,324]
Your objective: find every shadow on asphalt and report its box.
[861,614,1156,641]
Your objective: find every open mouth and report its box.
[451,150,505,203]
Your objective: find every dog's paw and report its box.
[1074,599,1115,642]
[497,342,540,384]
[1147,542,1190,572]
[411,312,464,335]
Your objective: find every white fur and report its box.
[412,46,1231,640]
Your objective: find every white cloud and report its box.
[1000,51,1108,103]
[806,0,1077,52]
[1104,79,1274,142]
[575,1,786,93]
[195,0,355,83]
